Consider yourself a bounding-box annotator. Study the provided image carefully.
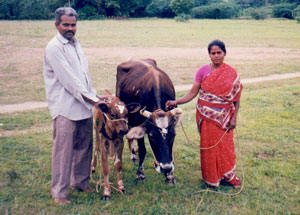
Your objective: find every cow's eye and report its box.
[110,113,115,118]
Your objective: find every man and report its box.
[43,7,101,204]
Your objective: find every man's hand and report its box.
[96,95,111,101]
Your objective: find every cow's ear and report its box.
[170,108,183,126]
[126,126,146,139]
[97,103,109,113]
[126,103,141,113]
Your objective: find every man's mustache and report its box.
[65,31,74,34]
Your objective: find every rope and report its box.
[103,113,128,123]
[180,121,228,150]
[180,121,245,196]
[89,140,126,194]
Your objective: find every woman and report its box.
[166,40,243,188]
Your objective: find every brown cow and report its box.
[91,92,140,200]
[116,59,183,183]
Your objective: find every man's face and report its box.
[55,14,77,40]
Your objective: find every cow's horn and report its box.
[170,108,183,126]
[140,108,152,118]
[170,107,183,116]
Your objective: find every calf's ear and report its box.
[97,103,109,113]
[170,108,183,127]
[126,103,141,113]
[126,126,146,139]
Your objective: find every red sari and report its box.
[196,63,243,187]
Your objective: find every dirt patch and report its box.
[174,72,300,91]
[85,47,300,60]
[0,102,48,114]
[1,72,300,114]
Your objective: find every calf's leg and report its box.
[101,143,111,200]
[91,132,101,173]
[114,139,125,193]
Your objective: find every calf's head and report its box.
[126,108,183,173]
[96,96,140,139]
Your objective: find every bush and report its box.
[174,13,191,22]
[244,7,269,20]
[272,3,297,19]
[145,0,175,18]
[294,6,300,16]
[192,2,239,19]
[294,6,300,23]
[170,0,194,15]
[78,5,98,19]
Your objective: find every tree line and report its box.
[0,0,299,21]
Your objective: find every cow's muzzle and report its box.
[154,162,174,173]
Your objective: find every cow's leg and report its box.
[128,138,137,164]
[136,138,146,181]
[101,142,111,200]
[114,139,125,194]
[165,172,176,184]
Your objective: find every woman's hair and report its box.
[208,40,226,54]
[55,7,78,24]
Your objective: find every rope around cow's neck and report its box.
[103,113,128,123]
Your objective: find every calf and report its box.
[91,93,140,200]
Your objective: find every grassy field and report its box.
[0,19,300,214]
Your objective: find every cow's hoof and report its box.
[130,154,137,164]
[91,167,96,174]
[135,176,145,184]
[102,195,111,200]
[165,177,176,184]
[131,158,137,164]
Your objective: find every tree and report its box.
[169,0,194,15]
[146,0,175,18]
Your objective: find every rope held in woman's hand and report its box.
[180,121,228,150]
[180,121,244,196]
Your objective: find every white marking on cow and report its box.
[104,187,110,195]
[135,89,140,96]
[116,104,125,114]
[155,117,169,129]
[156,162,175,173]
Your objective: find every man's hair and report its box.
[55,7,78,24]
[208,39,226,54]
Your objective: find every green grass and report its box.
[0,78,299,214]
[0,19,299,214]
[0,19,300,104]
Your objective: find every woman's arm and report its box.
[228,99,240,130]
[166,81,201,109]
